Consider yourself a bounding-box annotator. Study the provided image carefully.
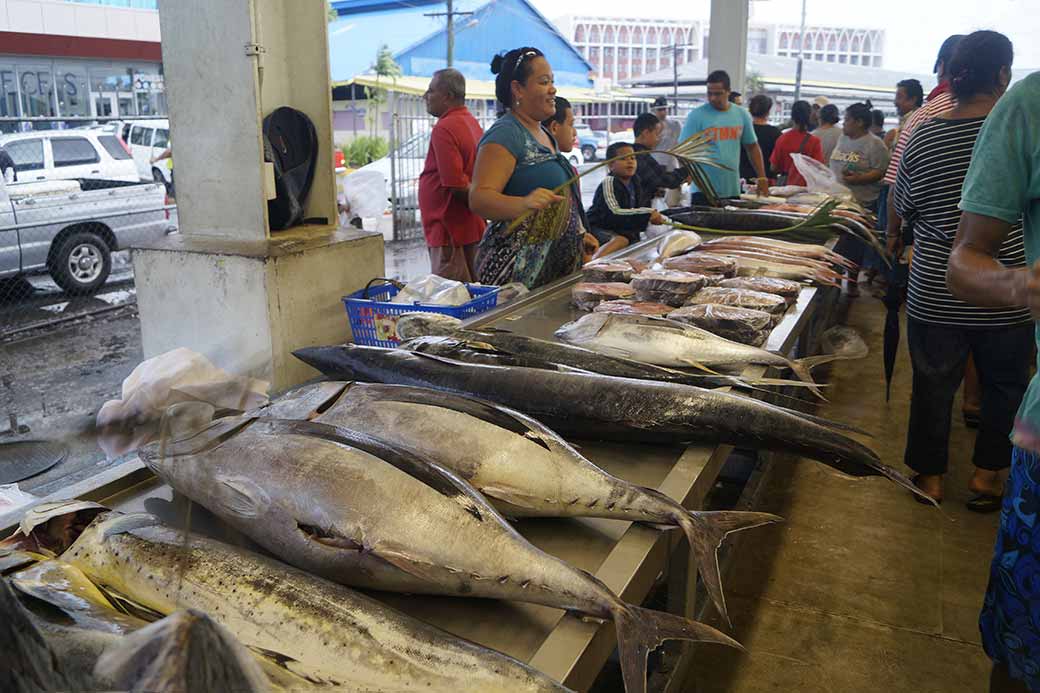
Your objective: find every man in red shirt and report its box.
[419,69,486,282]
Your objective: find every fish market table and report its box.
[0,237,834,692]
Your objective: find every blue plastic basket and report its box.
[343,280,500,347]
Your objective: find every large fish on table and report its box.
[4,503,573,692]
[555,312,839,398]
[261,380,781,628]
[293,344,935,506]
[139,417,741,693]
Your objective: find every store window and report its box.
[0,63,18,118]
[56,66,91,118]
[52,137,100,167]
[19,67,57,117]
[5,139,44,172]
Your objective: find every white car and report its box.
[0,131,137,184]
[120,119,172,186]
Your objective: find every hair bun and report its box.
[490,54,504,75]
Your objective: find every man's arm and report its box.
[742,142,769,196]
[948,212,1034,313]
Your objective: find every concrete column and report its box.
[708,0,749,93]
[134,0,384,392]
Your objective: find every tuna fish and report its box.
[138,418,742,693]
[8,505,574,692]
[555,312,836,398]
[292,344,935,505]
[260,380,782,628]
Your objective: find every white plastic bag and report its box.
[657,230,703,259]
[342,169,389,219]
[391,274,472,306]
[790,153,854,200]
[0,483,38,514]
[97,347,270,429]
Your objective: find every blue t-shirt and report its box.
[679,103,757,198]
[478,113,572,198]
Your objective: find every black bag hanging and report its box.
[263,106,318,231]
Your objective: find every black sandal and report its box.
[911,475,943,506]
[966,492,1003,513]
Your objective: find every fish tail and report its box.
[675,510,783,629]
[613,604,744,693]
[785,360,828,402]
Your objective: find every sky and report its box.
[534,0,1040,75]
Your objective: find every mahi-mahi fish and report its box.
[138,416,742,693]
[260,380,781,628]
[292,344,936,506]
[3,503,573,692]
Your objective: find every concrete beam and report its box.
[708,0,749,93]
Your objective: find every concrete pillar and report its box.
[708,0,749,93]
[134,0,384,392]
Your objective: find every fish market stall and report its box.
[0,231,843,692]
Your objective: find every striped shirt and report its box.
[883,86,955,185]
[893,116,1029,327]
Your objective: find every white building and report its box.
[0,0,164,128]
[555,15,886,83]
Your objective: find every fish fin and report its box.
[373,545,446,583]
[674,510,782,628]
[409,351,468,367]
[614,605,744,693]
[784,360,828,402]
[480,484,545,511]
[797,354,854,370]
[97,512,162,539]
[214,476,271,519]
[678,358,723,375]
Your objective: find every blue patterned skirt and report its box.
[981,446,1040,690]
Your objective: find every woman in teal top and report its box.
[471,46,598,288]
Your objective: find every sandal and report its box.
[966,491,1004,513]
[911,474,943,506]
[963,410,981,429]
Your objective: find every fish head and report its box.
[554,312,612,344]
[395,312,463,340]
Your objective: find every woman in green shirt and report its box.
[471,47,598,289]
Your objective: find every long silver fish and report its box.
[260,380,781,628]
[139,417,742,693]
[292,344,936,506]
[7,505,573,692]
[555,312,839,398]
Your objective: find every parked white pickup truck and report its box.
[0,177,171,295]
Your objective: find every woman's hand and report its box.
[649,210,666,225]
[523,188,564,211]
[582,233,600,263]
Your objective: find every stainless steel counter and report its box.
[1,236,834,691]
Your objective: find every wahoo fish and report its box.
[261,380,782,628]
[554,312,838,398]
[292,344,936,506]
[138,417,741,693]
[4,504,573,692]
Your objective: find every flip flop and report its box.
[911,474,943,506]
[966,492,1003,513]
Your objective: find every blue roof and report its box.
[328,0,593,88]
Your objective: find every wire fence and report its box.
[0,117,177,497]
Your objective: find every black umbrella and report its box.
[883,259,910,401]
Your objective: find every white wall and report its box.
[0,0,160,41]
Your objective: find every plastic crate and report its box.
[343,281,499,347]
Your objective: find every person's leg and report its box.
[689,192,710,207]
[462,242,479,283]
[665,186,683,209]
[833,233,867,296]
[963,354,982,427]
[904,319,971,499]
[967,324,1034,501]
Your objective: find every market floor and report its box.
[690,294,1001,693]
